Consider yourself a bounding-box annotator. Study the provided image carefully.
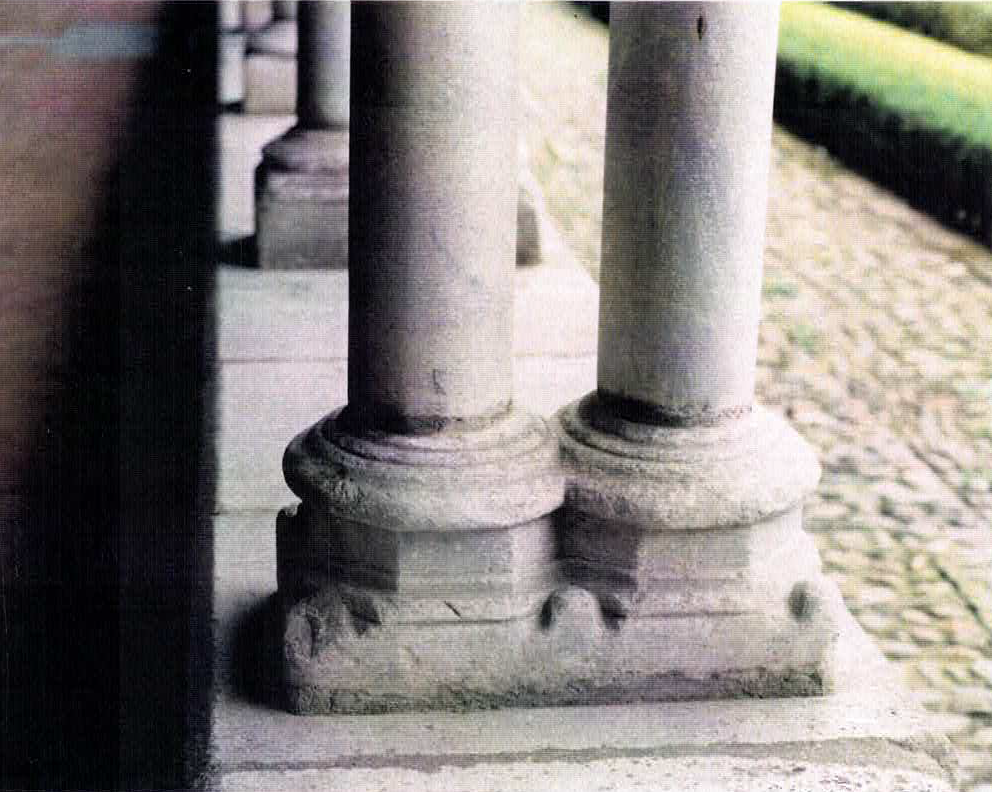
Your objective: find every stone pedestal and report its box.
[254,1,349,269]
[274,3,570,712]
[244,0,297,114]
[255,128,347,270]
[551,2,847,698]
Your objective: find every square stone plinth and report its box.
[210,513,957,790]
[243,53,296,114]
[255,170,347,269]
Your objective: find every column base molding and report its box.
[254,128,348,269]
[271,397,849,714]
[247,19,297,58]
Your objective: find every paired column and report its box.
[254,1,349,269]
[272,2,846,713]
[274,3,564,714]
[556,2,844,697]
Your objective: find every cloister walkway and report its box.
[217,5,992,786]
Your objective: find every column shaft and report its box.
[597,3,779,424]
[296,1,350,129]
[272,1,297,22]
[347,2,519,432]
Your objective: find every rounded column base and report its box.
[544,393,847,703]
[271,398,849,714]
[275,406,567,712]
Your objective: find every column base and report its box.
[247,19,297,57]
[546,394,847,702]
[275,406,567,713]
[254,128,348,269]
[271,397,848,714]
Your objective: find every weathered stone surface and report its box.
[221,755,956,792]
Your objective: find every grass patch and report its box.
[834,3,992,60]
[762,278,798,300]
[788,323,821,356]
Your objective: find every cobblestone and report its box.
[520,5,992,787]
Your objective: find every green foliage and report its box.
[834,2,992,58]
[776,3,992,243]
[779,2,992,150]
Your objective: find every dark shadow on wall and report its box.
[0,3,217,790]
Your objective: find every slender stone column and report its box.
[274,3,564,714]
[254,1,349,268]
[597,1,769,423]
[217,2,246,107]
[554,3,848,699]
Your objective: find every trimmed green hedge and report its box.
[833,2,992,59]
[775,2,992,244]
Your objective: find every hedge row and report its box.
[776,2,992,245]
[832,2,992,59]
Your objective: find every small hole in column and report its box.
[697,15,705,41]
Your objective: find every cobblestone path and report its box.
[522,5,992,788]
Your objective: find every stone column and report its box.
[554,2,847,699]
[254,1,349,269]
[273,3,564,713]
[217,2,246,108]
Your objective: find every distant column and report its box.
[217,2,246,107]
[254,1,349,269]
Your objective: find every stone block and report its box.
[243,53,296,114]
[255,171,347,268]
[254,129,348,270]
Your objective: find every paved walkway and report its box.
[518,5,992,788]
